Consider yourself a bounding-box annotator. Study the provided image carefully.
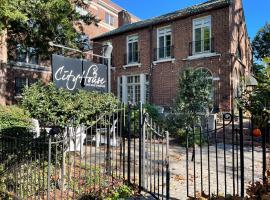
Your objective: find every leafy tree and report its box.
[238,57,270,128]
[173,69,213,127]
[0,0,100,60]
[252,23,270,60]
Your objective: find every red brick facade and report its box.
[93,0,252,112]
[0,0,138,105]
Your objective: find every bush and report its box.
[0,105,32,135]
[21,82,119,128]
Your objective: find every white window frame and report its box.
[157,26,172,60]
[192,16,212,55]
[105,12,115,26]
[126,34,139,64]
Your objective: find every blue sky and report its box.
[113,0,269,40]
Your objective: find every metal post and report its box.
[127,103,131,184]
[47,136,52,200]
[239,107,244,197]
[166,131,170,200]
[139,102,142,191]
[262,125,267,183]
[107,56,111,93]
[142,110,146,189]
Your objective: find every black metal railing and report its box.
[153,46,174,61]
[124,51,140,65]
[185,107,269,199]
[0,102,170,200]
[189,38,215,56]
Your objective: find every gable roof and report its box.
[93,0,232,40]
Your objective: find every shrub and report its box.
[21,82,119,128]
[0,105,32,135]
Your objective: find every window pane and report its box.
[133,42,138,62]
[195,28,202,53]
[165,35,171,57]
[135,85,140,102]
[15,77,27,95]
[127,85,133,102]
[203,27,210,51]
[159,36,165,58]
[128,43,133,63]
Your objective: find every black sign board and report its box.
[52,54,108,92]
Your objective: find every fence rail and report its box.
[0,103,170,199]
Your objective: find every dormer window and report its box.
[192,16,212,54]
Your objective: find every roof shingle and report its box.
[93,0,232,40]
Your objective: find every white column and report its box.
[122,75,128,104]
[140,74,146,104]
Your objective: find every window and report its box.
[105,12,114,26]
[127,75,140,103]
[193,16,211,54]
[157,27,172,59]
[127,35,139,64]
[15,77,37,96]
[16,45,38,64]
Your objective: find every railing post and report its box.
[47,135,52,200]
[262,124,267,183]
[139,102,142,191]
[166,131,170,200]
[239,107,244,198]
[106,115,112,175]
[127,103,131,184]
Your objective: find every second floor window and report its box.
[105,12,115,26]
[157,27,172,59]
[193,16,211,54]
[16,45,38,64]
[15,77,37,96]
[127,35,139,64]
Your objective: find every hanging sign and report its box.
[52,54,108,92]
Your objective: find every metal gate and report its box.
[186,107,269,199]
[0,103,170,199]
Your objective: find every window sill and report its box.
[123,63,141,69]
[8,61,51,72]
[153,58,175,65]
[183,52,221,61]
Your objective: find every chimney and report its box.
[0,29,7,63]
[118,10,131,27]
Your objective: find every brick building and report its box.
[93,0,253,112]
[0,0,139,105]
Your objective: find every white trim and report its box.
[8,61,51,73]
[126,34,139,65]
[123,63,141,69]
[122,76,128,104]
[157,26,172,60]
[98,21,115,30]
[140,74,146,104]
[183,52,220,61]
[97,0,119,15]
[192,15,212,55]
[153,58,175,65]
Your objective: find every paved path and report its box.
[169,140,267,199]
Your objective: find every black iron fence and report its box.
[0,103,170,199]
[186,107,270,199]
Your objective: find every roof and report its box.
[93,0,232,40]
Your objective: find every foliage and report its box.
[21,82,119,128]
[252,22,270,60]
[0,105,32,135]
[0,0,100,59]
[173,69,213,128]
[238,58,270,128]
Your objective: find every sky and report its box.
[113,0,270,40]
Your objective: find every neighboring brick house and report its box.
[0,0,139,105]
[93,0,252,112]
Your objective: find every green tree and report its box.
[0,0,99,59]
[173,68,213,127]
[252,22,270,60]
